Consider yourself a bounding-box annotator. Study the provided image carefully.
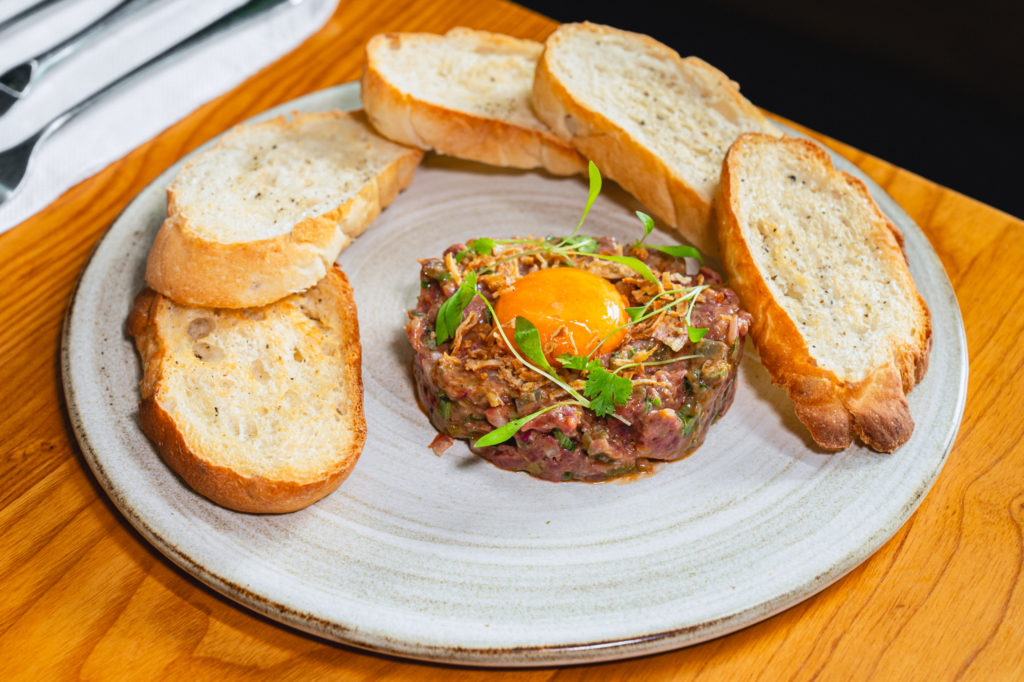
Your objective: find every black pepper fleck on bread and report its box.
[145,110,422,309]
[531,21,779,256]
[127,266,365,513]
[715,133,931,451]
[361,28,585,175]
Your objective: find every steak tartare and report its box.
[406,233,752,482]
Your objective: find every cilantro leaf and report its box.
[469,238,495,255]
[434,270,477,344]
[584,367,633,417]
[557,353,602,372]
[513,316,554,373]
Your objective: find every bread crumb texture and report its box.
[547,24,775,201]
[153,278,354,481]
[732,137,921,383]
[370,29,548,130]
[173,112,412,242]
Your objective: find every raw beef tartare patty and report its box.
[406,236,751,482]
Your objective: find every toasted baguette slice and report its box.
[127,266,365,513]
[146,110,422,308]
[361,27,585,175]
[532,22,778,255]
[716,134,931,451]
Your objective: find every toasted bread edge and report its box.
[715,133,931,452]
[531,23,717,254]
[145,112,423,308]
[128,267,366,513]
[361,32,585,176]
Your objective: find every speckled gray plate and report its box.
[63,82,967,666]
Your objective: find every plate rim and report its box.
[61,81,969,666]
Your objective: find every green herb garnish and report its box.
[438,395,452,420]
[437,163,719,448]
[470,237,496,255]
[560,235,598,253]
[434,270,477,344]
[474,401,573,448]
[473,292,590,407]
[564,161,602,240]
[649,243,704,262]
[636,210,656,244]
[584,367,633,417]
[613,355,700,375]
[633,211,704,263]
[683,285,709,342]
[552,429,575,451]
[595,253,657,284]
[678,409,697,436]
[557,353,602,372]
[513,316,555,374]
[625,306,646,322]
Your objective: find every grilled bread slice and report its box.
[715,133,931,451]
[127,266,365,513]
[361,27,585,175]
[532,22,778,255]
[146,110,422,308]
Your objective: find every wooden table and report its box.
[2,0,1022,678]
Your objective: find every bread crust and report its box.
[532,22,775,256]
[715,134,931,452]
[127,267,366,513]
[145,111,423,309]
[361,29,585,175]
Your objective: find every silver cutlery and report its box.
[0,0,69,35]
[0,0,161,119]
[0,0,301,207]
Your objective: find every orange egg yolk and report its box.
[494,267,629,361]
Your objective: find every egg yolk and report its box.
[494,267,629,361]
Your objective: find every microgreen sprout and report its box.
[470,237,496,255]
[583,285,708,363]
[633,211,704,263]
[473,293,590,407]
[428,162,716,448]
[474,401,580,447]
[683,285,710,342]
[612,355,701,375]
[512,316,555,374]
[435,271,477,344]
[559,160,602,244]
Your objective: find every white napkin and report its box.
[0,0,338,235]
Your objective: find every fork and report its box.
[0,0,160,119]
[0,0,300,207]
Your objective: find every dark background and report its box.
[516,0,1023,218]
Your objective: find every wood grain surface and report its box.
[1,0,1022,679]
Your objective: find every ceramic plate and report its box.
[63,83,967,666]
